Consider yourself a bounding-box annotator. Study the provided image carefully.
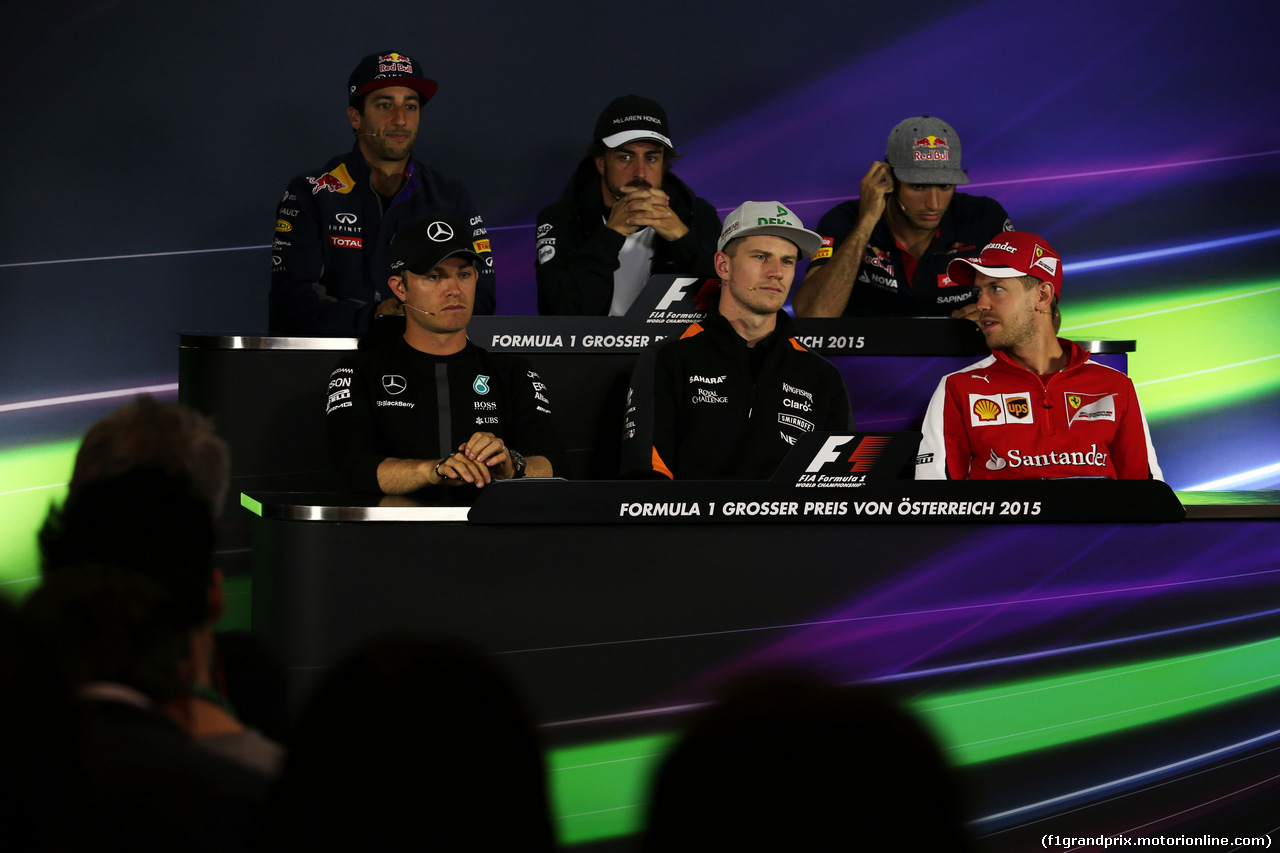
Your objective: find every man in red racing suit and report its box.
[915,232,1161,481]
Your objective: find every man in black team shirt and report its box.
[622,202,852,479]
[536,95,720,316]
[793,115,1012,320]
[326,214,561,495]
[271,51,495,335]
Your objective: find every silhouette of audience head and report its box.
[644,671,972,851]
[266,634,555,850]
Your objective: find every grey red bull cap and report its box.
[717,201,823,258]
[389,214,487,275]
[348,51,438,106]
[947,232,1064,298]
[885,116,969,186]
[594,95,674,150]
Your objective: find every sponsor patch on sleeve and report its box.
[811,236,834,261]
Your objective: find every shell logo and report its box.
[973,398,1002,422]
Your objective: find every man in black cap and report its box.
[793,116,1012,319]
[535,95,720,316]
[271,51,495,336]
[326,214,562,495]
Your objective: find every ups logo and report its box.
[1006,397,1030,419]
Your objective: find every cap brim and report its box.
[720,225,823,259]
[947,258,1026,289]
[403,248,485,275]
[890,165,970,185]
[354,77,439,103]
[601,130,674,150]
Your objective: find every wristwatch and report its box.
[509,448,527,479]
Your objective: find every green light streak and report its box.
[548,733,676,845]
[240,493,263,517]
[1062,278,1280,420]
[548,634,1280,844]
[0,440,76,598]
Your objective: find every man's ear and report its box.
[714,250,731,280]
[389,274,408,302]
[348,105,362,133]
[595,156,605,177]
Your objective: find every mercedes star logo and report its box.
[426,221,454,242]
[382,374,407,395]
[335,213,357,225]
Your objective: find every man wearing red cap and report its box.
[915,232,1162,480]
[271,51,495,336]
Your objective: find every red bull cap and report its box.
[348,50,438,106]
[946,232,1064,297]
[885,116,969,186]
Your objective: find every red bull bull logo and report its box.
[307,165,354,195]
[309,173,345,194]
[377,52,414,73]
[913,135,951,162]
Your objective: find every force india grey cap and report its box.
[885,115,970,185]
[717,201,823,258]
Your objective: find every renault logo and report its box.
[426,221,454,242]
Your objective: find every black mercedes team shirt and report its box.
[325,337,563,493]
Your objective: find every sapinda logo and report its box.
[804,436,892,473]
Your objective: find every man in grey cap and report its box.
[325,213,562,495]
[793,116,1013,319]
[621,202,853,479]
[536,95,721,315]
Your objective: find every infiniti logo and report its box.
[426,221,454,242]
[335,213,357,225]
